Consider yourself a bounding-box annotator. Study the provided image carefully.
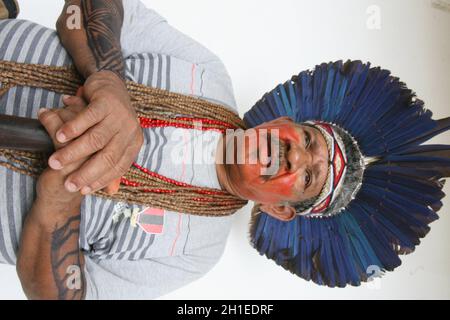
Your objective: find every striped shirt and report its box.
[0,0,239,299]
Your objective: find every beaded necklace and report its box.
[0,60,249,216]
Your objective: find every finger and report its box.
[54,108,79,123]
[37,108,66,150]
[55,99,109,144]
[65,134,138,193]
[102,177,122,195]
[91,133,142,194]
[62,95,88,110]
[83,152,132,195]
[48,118,118,170]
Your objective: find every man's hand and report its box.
[47,71,144,196]
[54,0,141,196]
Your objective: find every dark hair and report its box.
[292,196,319,214]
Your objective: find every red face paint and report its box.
[221,117,329,205]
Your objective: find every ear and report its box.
[259,203,296,222]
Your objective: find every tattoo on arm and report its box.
[50,215,85,300]
[82,0,125,79]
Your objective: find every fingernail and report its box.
[56,131,67,143]
[65,181,79,193]
[81,186,92,195]
[62,95,71,101]
[48,158,63,170]
[37,108,48,117]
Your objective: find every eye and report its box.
[305,131,311,148]
[305,170,311,187]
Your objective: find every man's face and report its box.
[221,116,329,220]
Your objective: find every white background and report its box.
[0,0,449,299]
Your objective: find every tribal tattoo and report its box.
[81,0,125,79]
[50,215,85,300]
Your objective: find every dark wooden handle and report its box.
[0,114,54,153]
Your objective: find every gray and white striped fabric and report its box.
[0,1,238,276]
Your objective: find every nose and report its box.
[287,142,311,173]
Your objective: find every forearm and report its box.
[16,198,85,300]
[56,0,125,79]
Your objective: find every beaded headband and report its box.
[297,122,351,217]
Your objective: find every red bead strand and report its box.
[118,116,237,203]
[139,116,235,134]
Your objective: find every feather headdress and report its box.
[244,60,450,287]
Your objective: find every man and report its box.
[2,0,449,298]
[0,0,330,299]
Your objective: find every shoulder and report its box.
[120,1,237,111]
